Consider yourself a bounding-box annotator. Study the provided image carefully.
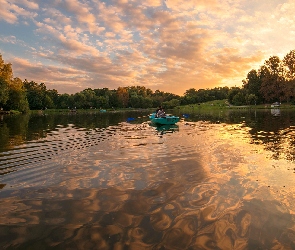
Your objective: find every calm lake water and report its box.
[1,108,295,249]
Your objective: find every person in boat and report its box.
[156,106,166,118]
[155,106,161,114]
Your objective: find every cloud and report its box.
[0,35,18,44]
[16,0,39,10]
[2,0,295,95]
[0,0,18,24]
[0,0,39,27]
[63,0,98,32]
[10,57,89,92]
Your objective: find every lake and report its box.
[1,108,295,249]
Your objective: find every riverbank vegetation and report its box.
[1,50,295,113]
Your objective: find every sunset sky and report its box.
[1,0,295,95]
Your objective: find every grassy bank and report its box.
[3,100,295,116]
[28,107,155,114]
[0,110,22,115]
[176,99,295,113]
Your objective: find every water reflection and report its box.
[0,111,149,153]
[271,108,281,117]
[177,109,295,162]
[149,124,179,134]
[1,110,295,249]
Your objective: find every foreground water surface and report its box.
[1,109,295,249]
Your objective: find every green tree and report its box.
[141,97,153,108]
[243,69,263,104]
[282,50,295,103]
[93,96,109,108]
[0,55,12,109]
[163,99,181,108]
[73,92,86,109]
[57,93,71,109]
[0,77,9,108]
[0,55,29,112]
[246,94,258,105]
[46,89,59,108]
[283,50,295,80]
[183,88,198,104]
[129,94,141,108]
[23,80,48,109]
[228,87,241,105]
[81,88,95,108]
[232,91,246,106]
[6,77,29,112]
[43,94,54,109]
[260,56,284,102]
[117,87,129,108]
[1,63,13,82]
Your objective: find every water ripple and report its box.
[1,120,295,249]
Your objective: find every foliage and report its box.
[242,49,295,105]
[0,77,9,107]
[162,99,180,109]
[0,55,29,112]
[182,87,229,105]
[3,49,295,112]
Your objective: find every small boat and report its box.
[271,102,280,108]
[149,113,180,125]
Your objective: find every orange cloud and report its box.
[2,0,295,96]
[0,0,19,23]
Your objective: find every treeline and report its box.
[0,54,183,111]
[232,49,295,105]
[2,50,295,112]
[183,49,295,106]
[0,54,233,112]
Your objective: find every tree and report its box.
[46,89,59,108]
[81,88,95,108]
[73,92,86,109]
[283,50,295,80]
[163,99,180,108]
[5,77,29,112]
[43,94,54,109]
[246,94,258,105]
[282,50,295,103]
[260,56,285,102]
[23,80,48,109]
[1,63,13,82]
[93,96,109,108]
[129,94,141,108]
[117,87,129,108]
[228,87,241,105]
[243,69,263,104]
[0,77,9,108]
[183,88,198,104]
[141,97,153,108]
[232,91,246,106]
[0,55,29,112]
[0,55,13,102]
[57,93,71,109]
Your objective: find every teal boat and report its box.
[149,113,180,125]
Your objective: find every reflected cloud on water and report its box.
[1,185,294,249]
[1,111,295,249]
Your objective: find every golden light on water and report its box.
[1,111,295,248]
